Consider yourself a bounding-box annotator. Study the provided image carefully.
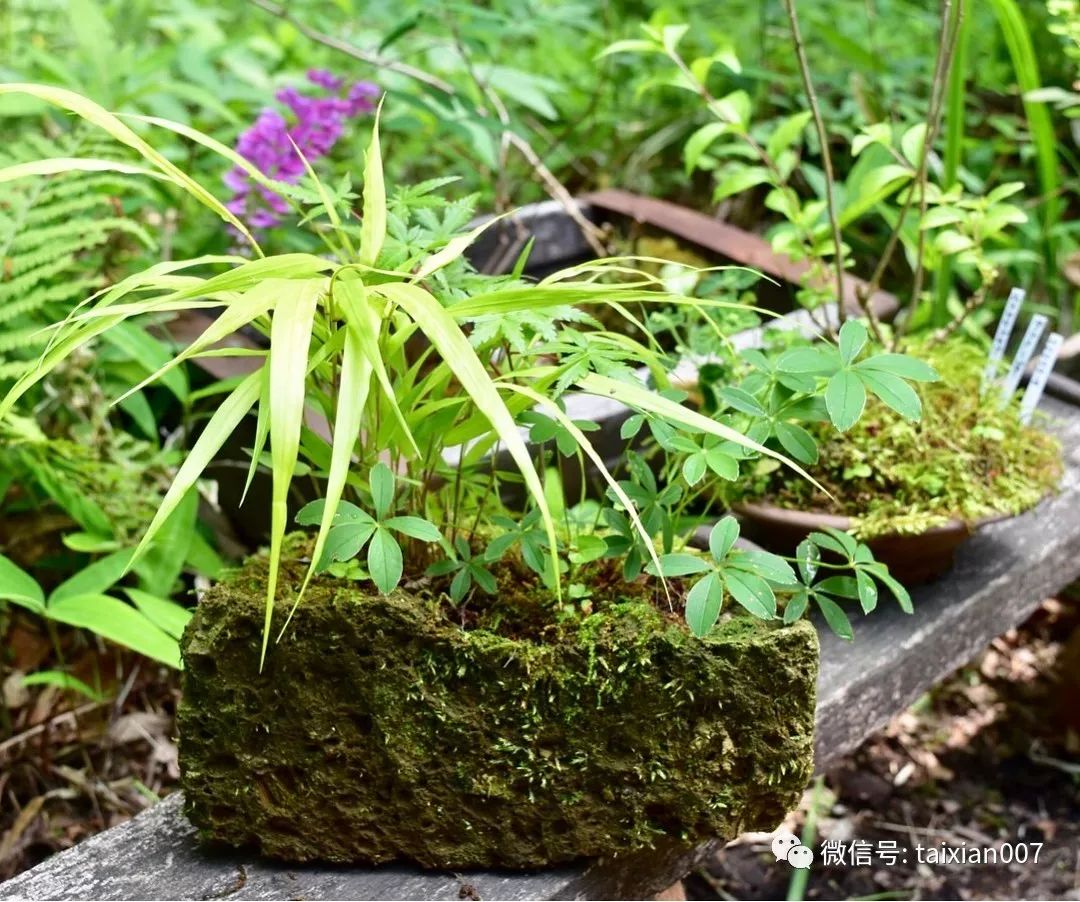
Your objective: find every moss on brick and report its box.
[178,542,819,868]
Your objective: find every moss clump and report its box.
[733,339,1062,538]
[179,544,818,868]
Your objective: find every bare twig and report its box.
[248,0,605,258]
[782,0,847,325]
[909,0,964,316]
[925,270,991,346]
[860,0,961,347]
[247,0,456,95]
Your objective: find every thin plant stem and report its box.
[782,0,847,325]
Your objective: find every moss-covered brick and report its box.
[178,547,819,868]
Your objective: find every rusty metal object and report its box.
[585,188,900,320]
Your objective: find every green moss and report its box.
[734,338,1063,538]
[179,542,818,868]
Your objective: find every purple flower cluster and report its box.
[225,69,380,230]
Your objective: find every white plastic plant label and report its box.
[1019,332,1063,424]
[999,313,1048,404]
[982,287,1025,392]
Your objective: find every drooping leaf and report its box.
[709,516,740,562]
[685,572,724,636]
[825,370,867,432]
[49,593,181,668]
[0,554,45,615]
[367,527,403,594]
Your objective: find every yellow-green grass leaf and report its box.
[0,83,262,253]
[129,369,263,570]
[0,157,166,183]
[578,373,831,498]
[280,317,374,641]
[262,279,322,668]
[336,279,420,458]
[360,101,386,267]
[373,281,562,597]
[48,593,181,668]
[411,212,510,282]
[241,368,272,507]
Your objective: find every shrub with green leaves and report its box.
[0,84,924,654]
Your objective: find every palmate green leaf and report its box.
[0,554,45,615]
[501,383,667,588]
[578,373,832,499]
[685,572,724,637]
[825,370,866,432]
[48,593,181,668]
[856,353,939,382]
[370,462,395,519]
[838,320,868,365]
[857,368,922,421]
[774,421,818,465]
[0,83,262,252]
[728,549,797,585]
[646,553,710,577]
[815,594,854,640]
[367,527,403,595]
[262,279,321,667]
[360,102,386,267]
[775,346,838,376]
[373,282,562,597]
[783,589,810,624]
[723,570,775,619]
[708,516,739,562]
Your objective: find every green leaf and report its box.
[719,386,767,417]
[384,516,442,543]
[705,448,739,480]
[709,516,740,562]
[135,488,197,598]
[815,595,854,640]
[48,593,181,668]
[729,549,797,585]
[367,527,403,595]
[783,589,810,624]
[876,569,914,614]
[20,670,105,702]
[856,569,879,614]
[775,347,837,375]
[620,414,645,439]
[125,588,192,640]
[857,369,922,421]
[713,166,772,202]
[359,104,386,267]
[856,353,939,382]
[62,533,121,554]
[370,462,395,520]
[376,283,561,597]
[262,279,321,667]
[323,520,378,565]
[646,553,710,577]
[775,422,818,465]
[724,570,776,619]
[682,453,707,486]
[684,122,731,173]
[808,530,851,558]
[796,540,819,584]
[825,370,867,432]
[51,549,134,604]
[766,111,813,159]
[838,319,868,365]
[816,575,860,598]
[0,554,45,614]
[685,572,724,636]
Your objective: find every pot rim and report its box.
[732,500,1014,538]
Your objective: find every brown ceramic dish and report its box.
[733,501,1011,584]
